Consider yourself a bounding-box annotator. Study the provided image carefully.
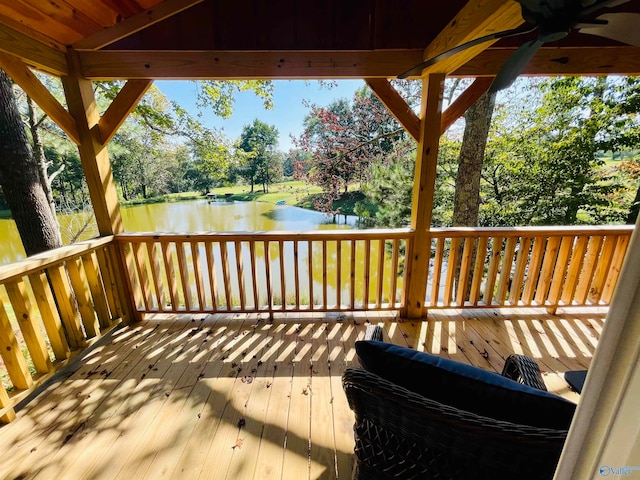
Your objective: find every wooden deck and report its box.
[0,308,605,480]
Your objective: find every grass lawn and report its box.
[208,180,323,206]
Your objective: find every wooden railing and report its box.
[426,226,633,310]
[0,237,121,422]
[117,226,633,316]
[116,230,412,314]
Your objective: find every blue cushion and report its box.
[355,341,576,429]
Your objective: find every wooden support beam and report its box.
[0,22,67,76]
[99,79,152,145]
[404,73,446,318]
[452,46,640,77]
[62,49,124,235]
[77,50,424,80]
[62,49,138,324]
[421,0,524,75]
[73,0,205,51]
[0,52,80,145]
[366,78,420,142]
[440,77,493,133]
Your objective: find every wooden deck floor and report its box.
[0,308,605,480]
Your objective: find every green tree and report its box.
[481,77,639,226]
[237,119,279,193]
[0,70,62,255]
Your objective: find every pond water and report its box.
[0,200,357,266]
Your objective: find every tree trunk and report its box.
[27,96,62,244]
[452,90,497,227]
[0,70,62,256]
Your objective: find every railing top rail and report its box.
[0,236,114,283]
[115,229,415,242]
[429,225,635,238]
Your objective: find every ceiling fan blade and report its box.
[578,13,640,47]
[489,38,545,92]
[397,26,537,79]
[580,0,630,17]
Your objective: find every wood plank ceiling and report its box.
[0,0,639,79]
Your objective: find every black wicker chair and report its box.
[343,326,574,480]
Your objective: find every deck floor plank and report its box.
[309,320,337,480]
[0,308,605,479]
[41,315,205,480]
[328,320,358,479]
[251,320,296,480]
[0,319,176,480]
[225,318,287,480]
[164,313,252,479]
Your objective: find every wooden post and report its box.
[61,49,138,323]
[404,74,445,318]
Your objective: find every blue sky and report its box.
[154,80,364,151]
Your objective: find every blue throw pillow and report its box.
[356,341,576,430]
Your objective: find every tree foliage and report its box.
[295,84,413,213]
[236,119,279,193]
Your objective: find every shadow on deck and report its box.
[0,307,605,480]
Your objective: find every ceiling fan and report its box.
[398,0,640,92]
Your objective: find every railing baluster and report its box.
[350,240,356,309]
[220,242,232,310]
[146,242,165,312]
[376,239,385,309]
[161,242,179,310]
[278,240,285,310]
[546,236,575,311]
[47,265,85,347]
[389,239,400,308]
[601,235,630,303]
[175,241,192,311]
[191,241,205,311]
[430,237,445,307]
[509,237,531,305]
[336,240,342,309]
[0,299,32,389]
[574,236,603,304]
[81,252,112,327]
[5,280,52,373]
[522,237,545,305]
[483,236,503,305]
[444,237,459,307]
[534,237,561,305]
[322,240,327,310]
[469,237,488,306]
[588,235,617,304]
[263,240,272,311]
[496,237,517,305]
[0,378,16,422]
[560,236,589,305]
[234,241,246,311]
[249,240,259,310]
[308,240,314,310]
[456,237,474,306]
[131,242,152,311]
[95,247,119,318]
[66,258,100,337]
[363,239,371,309]
[205,241,219,311]
[28,272,70,360]
[293,241,300,310]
